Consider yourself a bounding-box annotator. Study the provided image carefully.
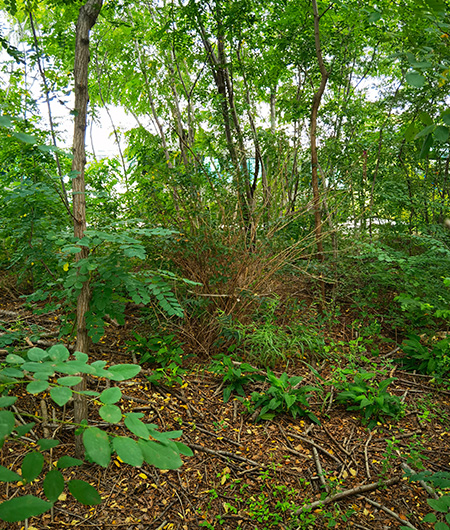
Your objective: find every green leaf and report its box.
[21,451,44,483]
[106,364,141,381]
[57,376,83,387]
[434,125,449,142]
[113,436,144,466]
[415,124,435,139]
[50,386,72,407]
[5,354,24,364]
[43,469,64,502]
[27,380,49,394]
[83,427,111,468]
[173,441,194,457]
[37,439,60,451]
[435,523,450,530]
[48,344,70,362]
[138,440,183,470]
[124,413,150,439]
[0,495,52,522]
[419,134,433,159]
[420,112,433,125]
[405,71,425,87]
[367,11,381,22]
[99,386,122,404]
[0,410,15,445]
[0,465,21,482]
[428,496,450,512]
[442,111,450,126]
[99,404,122,423]
[0,116,13,128]
[0,396,17,407]
[15,423,35,436]
[12,131,36,144]
[423,513,437,522]
[57,456,83,469]
[68,480,101,505]
[27,347,48,362]
[74,352,89,362]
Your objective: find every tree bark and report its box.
[310,0,329,262]
[71,0,102,458]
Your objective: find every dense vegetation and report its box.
[1,0,450,527]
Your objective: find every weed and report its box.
[398,334,450,379]
[210,354,264,402]
[248,370,321,423]
[335,370,403,428]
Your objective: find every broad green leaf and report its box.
[74,352,89,362]
[27,347,48,362]
[0,465,21,482]
[0,495,52,522]
[419,112,433,125]
[57,456,83,468]
[0,396,17,407]
[435,523,450,530]
[405,71,425,87]
[68,479,101,505]
[99,404,122,423]
[434,125,449,142]
[15,422,35,436]
[50,386,72,407]
[37,439,60,451]
[100,386,122,404]
[21,451,44,482]
[27,380,49,394]
[442,111,450,126]
[48,344,70,362]
[367,11,381,22]
[124,413,150,439]
[112,437,144,466]
[106,364,141,381]
[83,427,111,467]
[12,131,36,144]
[423,513,437,522]
[173,441,194,457]
[419,134,433,159]
[0,410,15,444]
[415,125,435,139]
[428,496,450,512]
[138,440,182,470]
[0,116,12,127]
[43,469,64,502]
[57,376,83,387]
[5,354,24,364]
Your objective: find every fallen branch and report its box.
[187,442,263,467]
[362,495,419,530]
[294,476,401,514]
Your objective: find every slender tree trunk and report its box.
[71,0,102,458]
[310,0,329,261]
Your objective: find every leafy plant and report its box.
[402,471,450,530]
[0,344,192,522]
[127,332,184,366]
[336,371,403,427]
[398,334,450,378]
[210,354,264,402]
[248,370,321,423]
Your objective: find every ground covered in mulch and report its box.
[0,293,449,530]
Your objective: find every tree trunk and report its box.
[71,0,102,458]
[310,0,329,261]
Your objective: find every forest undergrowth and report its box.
[1,263,450,530]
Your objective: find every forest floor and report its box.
[0,287,449,530]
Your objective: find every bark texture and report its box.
[71,0,102,457]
